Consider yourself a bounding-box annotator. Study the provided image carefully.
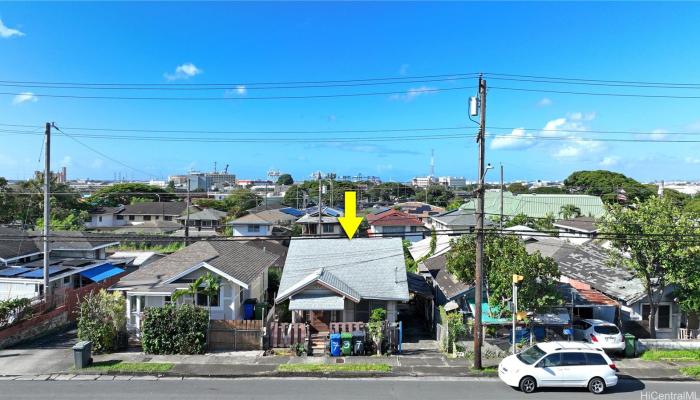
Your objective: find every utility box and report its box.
[72,341,93,369]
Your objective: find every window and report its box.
[410,226,418,232]
[164,216,172,221]
[164,296,172,305]
[155,216,160,220]
[539,353,562,368]
[197,289,220,307]
[322,224,334,233]
[116,215,124,220]
[63,276,71,284]
[586,353,608,365]
[129,215,135,221]
[143,215,152,221]
[517,345,546,365]
[98,216,102,222]
[642,304,651,321]
[248,224,260,233]
[657,305,671,329]
[593,325,620,335]
[562,352,588,366]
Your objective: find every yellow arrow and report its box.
[338,191,363,239]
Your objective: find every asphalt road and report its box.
[0,378,698,400]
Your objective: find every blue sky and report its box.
[1,2,700,183]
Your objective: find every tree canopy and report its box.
[446,235,561,316]
[598,196,700,337]
[276,174,294,186]
[88,183,173,207]
[414,185,454,207]
[564,170,654,204]
[507,182,529,194]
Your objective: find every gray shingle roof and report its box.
[0,227,41,261]
[277,238,409,303]
[430,209,493,228]
[112,240,279,292]
[419,253,471,300]
[176,208,227,221]
[30,231,120,251]
[229,213,273,225]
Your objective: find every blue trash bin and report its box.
[243,303,255,320]
[330,333,342,357]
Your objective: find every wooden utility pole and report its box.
[474,76,487,370]
[184,179,190,246]
[43,122,52,305]
[317,173,322,237]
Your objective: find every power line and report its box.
[485,75,700,90]
[490,85,700,99]
[484,72,700,87]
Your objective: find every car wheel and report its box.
[588,377,606,394]
[519,376,537,393]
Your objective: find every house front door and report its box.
[308,311,331,333]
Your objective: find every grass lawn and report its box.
[680,366,700,379]
[640,350,700,361]
[476,367,498,375]
[77,360,174,374]
[277,363,392,373]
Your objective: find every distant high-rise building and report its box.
[438,176,466,189]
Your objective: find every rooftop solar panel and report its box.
[0,267,32,277]
[19,266,70,278]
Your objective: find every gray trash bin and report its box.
[73,341,92,369]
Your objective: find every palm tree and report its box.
[559,204,582,219]
[172,275,206,306]
[200,272,221,320]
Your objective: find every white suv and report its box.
[498,341,618,394]
[573,319,625,353]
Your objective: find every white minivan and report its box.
[573,319,625,353]
[498,341,618,394]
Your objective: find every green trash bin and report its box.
[624,333,636,357]
[341,332,353,356]
[254,302,268,320]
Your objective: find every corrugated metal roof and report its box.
[461,192,606,219]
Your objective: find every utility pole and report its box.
[43,122,52,305]
[317,173,322,237]
[500,163,504,231]
[184,179,190,246]
[473,75,487,370]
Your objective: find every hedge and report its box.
[141,304,208,355]
[77,289,126,354]
[0,298,33,329]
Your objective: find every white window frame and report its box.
[248,224,261,233]
[641,302,673,331]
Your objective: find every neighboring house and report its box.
[228,208,300,237]
[461,191,606,219]
[86,206,124,228]
[408,234,451,260]
[229,213,274,237]
[553,217,598,245]
[113,220,183,235]
[428,208,493,234]
[177,208,228,231]
[275,238,409,334]
[524,235,683,339]
[108,251,164,270]
[393,202,445,224]
[296,207,344,236]
[366,209,426,242]
[418,253,472,312]
[111,240,279,331]
[86,202,195,229]
[0,228,123,300]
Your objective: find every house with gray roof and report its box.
[418,253,472,311]
[112,240,279,331]
[177,208,228,231]
[275,238,409,334]
[296,207,344,237]
[86,202,198,230]
[428,208,493,234]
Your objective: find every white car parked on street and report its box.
[498,341,618,394]
[573,319,625,353]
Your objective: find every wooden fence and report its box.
[330,322,366,333]
[268,322,307,349]
[208,320,264,351]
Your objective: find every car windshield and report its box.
[594,325,620,335]
[517,345,547,365]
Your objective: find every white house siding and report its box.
[343,299,355,321]
[0,281,38,300]
[88,214,115,228]
[387,301,397,322]
[247,268,268,303]
[231,224,271,237]
[370,226,423,243]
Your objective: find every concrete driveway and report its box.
[0,329,76,376]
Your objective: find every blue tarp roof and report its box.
[19,266,70,278]
[79,263,124,282]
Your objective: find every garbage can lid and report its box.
[330,333,341,339]
[73,341,91,350]
[352,330,365,337]
[341,332,352,338]
[624,333,636,339]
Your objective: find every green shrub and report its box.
[0,298,33,329]
[141,304,208,355]
[368,308,387,355]
[446,312,466,354]
[77,289,126,354]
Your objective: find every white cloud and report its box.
[490,128,534,150]
[12,92,37,105]
[164,63,202,81]
[553,146,581,158]
[0,19,24,38]
[685,157,700,164]
[235,85,246,95]
[398,64,410,76]
[224,85,247,97]
[389,86,437,102]
[537,97,552,107]
[599,156,620,167]
[648,129,668,141]
[60,156,72,167]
